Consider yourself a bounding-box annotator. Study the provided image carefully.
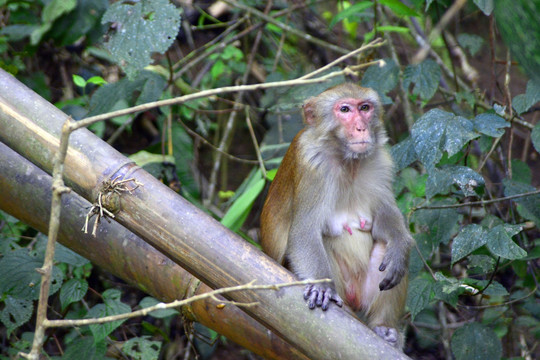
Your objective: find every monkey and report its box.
[260,83,413,348]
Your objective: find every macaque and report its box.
[260,83,413,348]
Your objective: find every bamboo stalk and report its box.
[0,140,307,360]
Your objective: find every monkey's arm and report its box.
[287,188,344,310]
[372,200,414,291]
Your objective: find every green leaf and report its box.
[73,74,87,88]
[532,123,540,153]
[472,113,509,137]
[211,59,225,79]
[43,0,77,22]
[379,0,418,16]
[473,0,494,15]
[391,136,418,171]
[426,166,484,198]
[466,279,509,297]
[55,242,90,267]
[129,150,175,168]
[403,59,441,101]
[414,203,460,245]
[62,337,107,360]
[411,109,478,171]
[0,296,33,336]
[451,323,502,360]
[486,224,526,260]
[407,276,433,321]
[0,249,63,300]
[376,25,410,34]
[329,2,372,29]
[265,168,278,181]
[88,70,166,116]
[86,76,107,86]
[512,79,540,114]
[467,255,495,274]
[102,0,181,79]
[361,58,399,104]
[60,278,88,311]
[221,178,266,232]
[433,273,464,306]
[123,336,162,360]
[503,179,540,224]
[396,167,426,197]
[452,224,487,264]
[50,0,109,46]
[457,33,484,56]
[87,289,131,342]
[139,297,179,319]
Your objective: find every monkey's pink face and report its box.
[333,98,376,154]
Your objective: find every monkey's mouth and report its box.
[349,141,372,152]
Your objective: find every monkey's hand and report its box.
[303,284,343,311]
[378,245,408,291]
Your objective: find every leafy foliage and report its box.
[102,0,181,79]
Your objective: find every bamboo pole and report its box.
[0,69,409,360]
[0,140,308,360]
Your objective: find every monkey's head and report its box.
[302,83,385,159]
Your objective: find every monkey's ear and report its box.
[302,99,316,125]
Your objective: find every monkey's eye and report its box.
[340,106,350,113]
[360,104,370,111]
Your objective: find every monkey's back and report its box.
[260,130,306,264]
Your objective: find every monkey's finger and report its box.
[379,277,396,291]
[307,290,319,309]
[331,292,344,307]
[316,287,325,307]
[303,284,314,300]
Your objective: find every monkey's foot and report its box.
[373,326,399,347]
[303,284,343,311]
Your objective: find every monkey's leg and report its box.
[363,243,408,348]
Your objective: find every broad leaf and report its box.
[139,297,179,319]
[391,136,418,171]
[62,337,107,360]
[467,255,495,274]
[411,109,478,170]
[451,224,487,264]
[433,272,465,306]
[60,279,88,311]
[503,179,540,224]
[0,249,63,300]
[0,296,33,336]
[532,123,540,153]
[87,289,130,342]
[472,113,509,137]
[486,224,526,260]
[406,276,433,321]
[451,323,502,360]
[426,166,484,198]
[414,202,460,245]
[102,0,181,79]
[512,79,540,114]
[379,0,418,16]
[123,336,162,360]
[361,58,399,104]
[89,70,166,116]
[403,59,441,101]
